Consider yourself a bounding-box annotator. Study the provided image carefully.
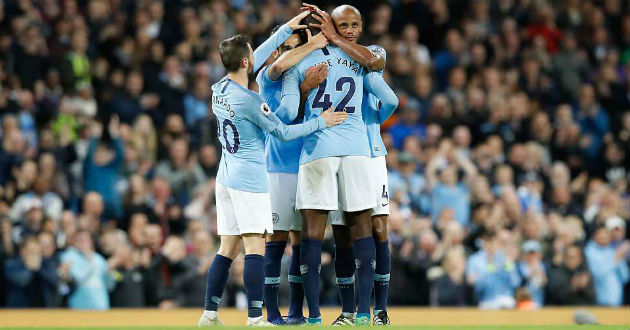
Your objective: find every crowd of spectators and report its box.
[0,0,629,310]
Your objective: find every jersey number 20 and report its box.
[216,118,240,154]
[312,77,356,113]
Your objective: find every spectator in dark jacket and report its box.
[0,216,16,306]
[108,72,160,125]
[390,230,440,305]
[13,26,49,90]
[154,137,204,204]
[143,235,191,308]
[173,230,214,307]
[109,244,146,307]
[576,85,610,164]
[431,247,467,306]
[60,32,91,93]
[3,236,58,307]
[38,231,62,307]
[0,129,25,186]
[547,244,595,305]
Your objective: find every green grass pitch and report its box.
[0,326,627,330]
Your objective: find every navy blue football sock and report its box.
[374,240,391,313]
[353,237,376,315]
[334,246,356,314]
[264,241,285,321]
[300,239,322,319]
[288,244,304,318]
[204,254,232,311]
[244,254,265,318]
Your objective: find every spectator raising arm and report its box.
[425,155,442,190]
[109,116,125,170]
[455,151,479,186]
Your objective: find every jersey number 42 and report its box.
[311,76,356,113]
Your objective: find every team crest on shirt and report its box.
[260,102,271,116]
[272,213,279,223]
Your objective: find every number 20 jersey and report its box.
[282,45,371,164]
[211,76,280,193]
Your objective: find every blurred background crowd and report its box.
[0,0,629,310]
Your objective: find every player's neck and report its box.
[227,70,249,89]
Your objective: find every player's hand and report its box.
[286,10,310,30]
[301,64,328,92]
[308,9,340,43]
[320,107,347,127]
[305,29,328,49]
[300,3,321,12]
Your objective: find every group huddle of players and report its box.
[199,3,399,327]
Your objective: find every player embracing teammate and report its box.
[277,3,397,326]
[302,3,397,326]
[199,3,398,327]
[198,13,347,327]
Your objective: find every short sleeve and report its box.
[368,44,386,62]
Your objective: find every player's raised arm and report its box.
[246,97,346,141]
[363,72,398,123]
[273,66,302,123]
[253,11,310,73]
[268,29,328,81]
[304,4,385,71]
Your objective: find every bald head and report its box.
[331,5,362,43]
[331,5,360,19]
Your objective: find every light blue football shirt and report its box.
[253,24,293,73]
[211,76,326,193]
[257,65,303,174]
[278,45,370,163]
[278,45,397,164]
[362,45,397,158]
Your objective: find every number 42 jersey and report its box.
[280,45,371,164]
[211,76,327,193]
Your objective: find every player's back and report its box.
[212,76,269,193]
[257,66,303,174]
[286,45,371,163]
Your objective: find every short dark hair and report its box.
[270,25,282,36]
[219,35,251,73]
[301,11,322,37]
[271,25,305,48]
